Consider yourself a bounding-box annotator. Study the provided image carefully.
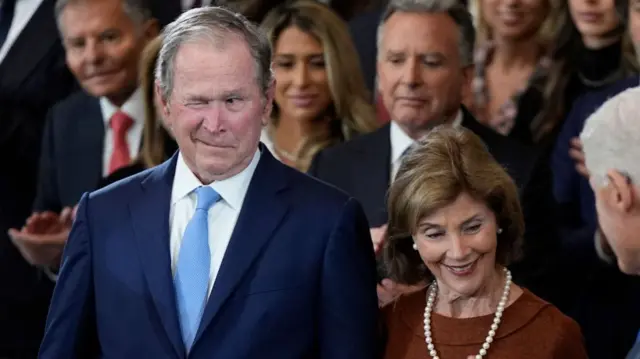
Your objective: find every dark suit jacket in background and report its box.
[39,148,380,359]
[0,0,77,356]
[33,91,106,213]
[308,109,564,306]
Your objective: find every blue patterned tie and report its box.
[175,186,220,350]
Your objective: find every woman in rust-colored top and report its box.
[381,126,587,359]
[383,288,585,358]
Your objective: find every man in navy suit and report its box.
[39,7,379,359]
[8,0,158,275]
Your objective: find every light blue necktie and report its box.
[175,186,220,350]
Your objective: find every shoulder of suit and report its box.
[49,90,96,116]
[573,76,639,113]
[89,165,154,203]
[315,124,388,161]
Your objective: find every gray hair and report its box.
[54,0,152,32]
[376,0,475,66]
[156,6,273,101]
[581,86,640,189]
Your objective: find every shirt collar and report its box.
[99,87,145,126]
[171,149,262,210]
[390,109,463,164]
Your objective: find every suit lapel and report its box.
[0,0,59,90]
[193,149,290,346]
[352,124,391,227]
[129,154,185,359]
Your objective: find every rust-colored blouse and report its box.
[383,288,588,359]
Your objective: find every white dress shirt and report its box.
[169,149,261,297]
[390,110,463,180]
[99,88,145,176]
[0,0,44,63]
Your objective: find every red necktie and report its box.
[109,111,133,174]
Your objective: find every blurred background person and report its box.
[99,35,177,188]
[382,126,587,359]
[551,0,637,121]
[260,0,377,171]
[549,2,640,357]
[553,0,639,255]
[469,0,564,147]
[8,0,158,280]
[0,0,77,356]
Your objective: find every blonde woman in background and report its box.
[260,0,378,171]
[467,0,564,146]
[99,35,177,188]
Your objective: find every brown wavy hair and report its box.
[138,35,167,168]
[260,0,378,171]
[383,126,525,285]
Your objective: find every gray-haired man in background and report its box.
[581,86,640,359]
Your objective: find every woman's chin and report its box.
[436,259,492,296]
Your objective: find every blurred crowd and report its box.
[2,0,640,358]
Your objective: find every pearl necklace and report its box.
[423,268,512,359]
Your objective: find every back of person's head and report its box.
[581,86,640,275]
[261,0,377,170]
[383,126,524,284]
[55,0,158,104]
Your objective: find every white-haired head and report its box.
[581,86,640,189]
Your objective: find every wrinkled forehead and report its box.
[172,38,260,90]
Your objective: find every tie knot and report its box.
[110,111,133,133]
[195,186,220,210]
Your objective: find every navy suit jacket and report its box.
[34,91,106,213]
[39,148,380,359]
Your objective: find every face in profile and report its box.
[569,0,620,43]
[159,37,272,183]
[482,0,549,40]
[377,12,467,138]
[412,192,499,297]
[272,26,332,122]
[61,0,156,104]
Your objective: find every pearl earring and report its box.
[497,228,503,234]
[412,243,418,250]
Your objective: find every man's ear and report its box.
[608,170,635,212]
[262,79,276,126]
[155,81,171,125]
